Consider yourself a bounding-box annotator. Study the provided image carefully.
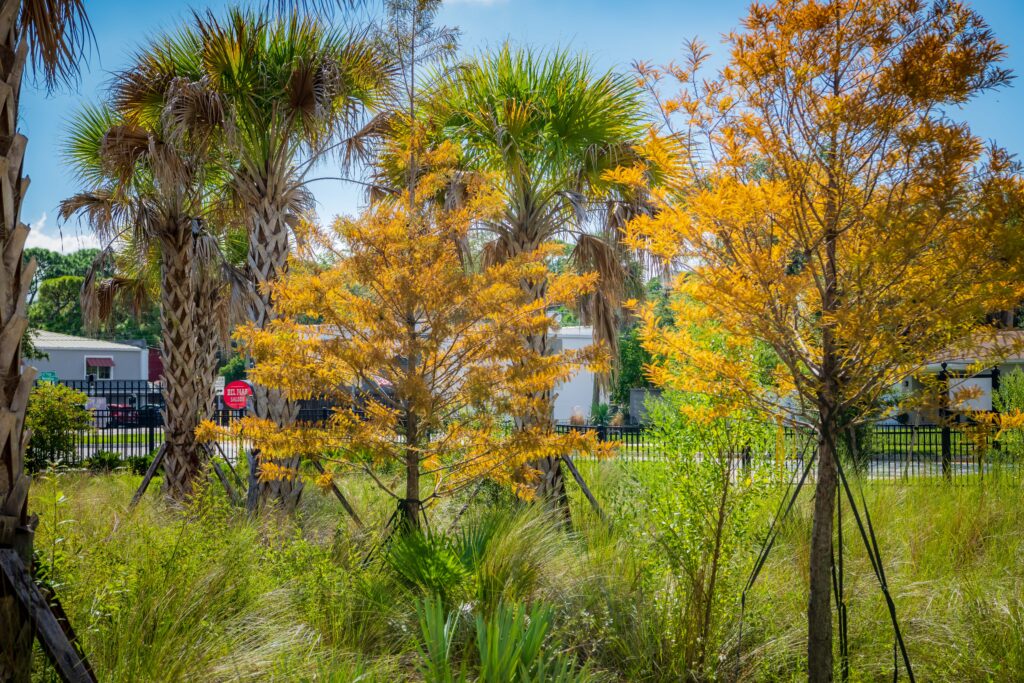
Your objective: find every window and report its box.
[85,357,114,380]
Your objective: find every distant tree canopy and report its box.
[612,279,671,406]
[28,275,84,336]
[23,247,99,303]
[23,247,161,344]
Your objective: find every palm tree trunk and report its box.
[509,232,570,522]
[158,229,208,499]
[245,200,300,512]
[0,3,37,677]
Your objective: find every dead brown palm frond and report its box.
[222,261,256,331]
[162,76,226,148]
[79,249,149,332]
[480,235,515,269]
[99,124,151,185]
[571,233,629,374]
[339,110,392,169]
[58,190,120,237]
[19,0,93,89]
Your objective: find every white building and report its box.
[27,331,148,382]
[552,326,598,422]
[890,330,1024,423]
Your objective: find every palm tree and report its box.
[117,8,393,511]
[61,103,234,500]
[0,0,92,677]
[426,46,645,507]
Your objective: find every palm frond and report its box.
[19,0,93,89]
[570,233,629,380]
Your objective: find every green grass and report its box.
[26,464,1024,681]
[79,431,154,446]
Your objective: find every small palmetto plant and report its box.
[475,602,592,683]
[414,595,463,683]
[388,531,471,607]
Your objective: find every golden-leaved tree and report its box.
[620,1,1024,679]
[203,153,607,527]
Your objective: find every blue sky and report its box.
[21,0,1024,252]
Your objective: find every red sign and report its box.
[223,380,253,409]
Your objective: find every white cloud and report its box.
[24,212,99,254]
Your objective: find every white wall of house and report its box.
[552,326,596,422]
[28,331,147,381]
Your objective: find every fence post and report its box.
[939,363,952,479]
[992,366,1001,456]
[147,420,155,456]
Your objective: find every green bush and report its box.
[87,450,124,473]
[994,368,1024,460]
[25,382,92,472]
[627,391,772,678]
[388,531,471,607]
[126,450,157,476]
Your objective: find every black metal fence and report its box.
[57,380,162,406]
[41,407,337,469]
[556,422,1019,482]
[38,408,1022,482]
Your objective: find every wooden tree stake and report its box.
[0,549,96,683]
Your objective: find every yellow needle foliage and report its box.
[201,162,608,512]
[623,1,1024,430]
[619,1,1024,675]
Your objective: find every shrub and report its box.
[25,382,92,472]
[389,531,471,608]
[126,450,157,476]
[630,390,772,678]
[219,352,248,383]
[994,368,1024,459]
[87,450,124,473]
[589,403,611,426]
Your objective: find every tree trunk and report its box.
[245,200,300,512]
[0,2,36,677]
[521,295,569,521]
[502,232,571,514]
[158,228,208,499]
[808,149,841,681]
[401,445,421,530]
[808,398,839,682]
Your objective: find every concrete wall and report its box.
[552,327,596,422]
[29,347,147,381]
[629,388,663,424]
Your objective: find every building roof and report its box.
[31,330,145,353]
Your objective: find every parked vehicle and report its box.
[137,403,164,427]
[106,403,138,428]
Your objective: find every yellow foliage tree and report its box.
[621,1,1024,679]
[202,160,608,527]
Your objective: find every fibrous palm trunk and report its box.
[0,1,37,677]
[158,227,217,499]
[245,199,300,512]
[507,232,570,521]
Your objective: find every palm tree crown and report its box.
[428,45,646,355]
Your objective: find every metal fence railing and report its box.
[555,422,1019,482]
[36,409,1022,482]
[35,407,337,469]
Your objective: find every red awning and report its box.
[85,357,115,367]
